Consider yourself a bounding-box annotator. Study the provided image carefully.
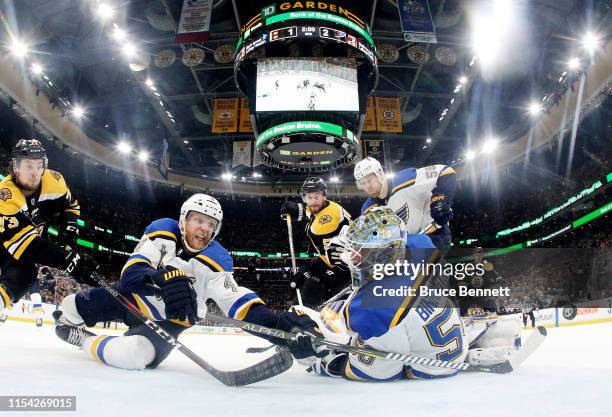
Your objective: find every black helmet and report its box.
[301,177,327,196]
[12,139,48,169]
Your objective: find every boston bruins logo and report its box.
[49,170,63,181]
[319,214,332,224]
[0,188,12,201]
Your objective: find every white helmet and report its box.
[179,194,223,239]
[354,157,384,190]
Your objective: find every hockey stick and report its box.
[283,213,303,305]
[90,272,293,386]
[207,312,547,374]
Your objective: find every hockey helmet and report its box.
[11,139,48,172]
[179,194,223,239]
[301,177,327,196]
[353,157,384,190]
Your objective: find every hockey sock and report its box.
[82,335,156,370]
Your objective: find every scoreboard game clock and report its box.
[233,2,379,172]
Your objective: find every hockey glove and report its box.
[280,201,304,222]
[306,352,347,377]
[276,311,329,359]
[324,235,350,268]
[151,267,198,325]
[58,221,79,248]
[430,194,453,225]
[64,251,99,287]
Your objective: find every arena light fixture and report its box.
[145,78,154,88]
[137,151,149,161]
[568,57,580,70]
[122,43,137,58]
[117,141,132,154]
[426,137,432,144]
[72,106,85,118]
[221,172,233,181]
[528,102,542,116]
[465,150,476,161]
[31,63,43,75]
[459,76,468,84]
[329,176,339,183]
[97,3,115,20]
[385,172,395,179]
[9,38,28,58]
[252,172,262,178]
[582,32,599,54]
[481,138,498,154]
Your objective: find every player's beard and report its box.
[15,175,41,194]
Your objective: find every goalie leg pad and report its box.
[83,334,156,370]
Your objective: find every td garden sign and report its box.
[255,121,359,172]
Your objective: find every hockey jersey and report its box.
[0,170,79,262]
[118,218,265,326]
[360,165,456,236]
[305,200,351,268]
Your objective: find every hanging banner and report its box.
[176,0,213,43]
[158,139,170,179]
[239,98,253,132]
[363,96,376,131]
[252,146,264,167]
[375,97,402,132]
[232,141,252,168]
[363,140,385,166]
[397,0,437,44]
[212,98,239,133]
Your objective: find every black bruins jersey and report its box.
[0,170,79,262]
[305,200,351,267]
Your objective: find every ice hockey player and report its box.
[0,139,99,321]
[280,177,352,308]
[53,194,325,370]
[292,208,521,380]
[353,157,456,249]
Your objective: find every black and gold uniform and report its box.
[1,139,96,312]
[281,177,352,307]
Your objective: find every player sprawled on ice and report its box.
[291,208,522,381]
[280,177,352,308]
[0,139,98,324]
[354,157,456,250]
[53,194,326,370]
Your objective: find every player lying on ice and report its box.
[292,208,522,381]
[53,194,327,370]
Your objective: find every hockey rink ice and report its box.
[1,320,610,417]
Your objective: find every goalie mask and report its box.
[344,207,407,289]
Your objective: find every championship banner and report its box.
[239,98,253,132]
[363,96,376,131]
[375,97,402,132]
[176,0,212,43]
[158,139,170,179]
[252,146,264,167]
[212,98,239,133]
[232,141,252,168]
[363,140,385,166]
[397,0,437,44]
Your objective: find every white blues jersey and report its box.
[361,165,456,235]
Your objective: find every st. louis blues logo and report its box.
[395,204,409,224]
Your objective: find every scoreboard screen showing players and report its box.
[255,57,359,112]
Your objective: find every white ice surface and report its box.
[0,320,610,417]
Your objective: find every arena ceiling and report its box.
[1,0,610,184]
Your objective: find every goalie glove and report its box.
[324,226,351,268]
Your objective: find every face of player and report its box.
[303,191,325,214]
[359,172,383,198]
[14,158,44,193]
[183,211,218,252]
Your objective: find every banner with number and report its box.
[232,141,252,168]
[363,96,376,131]
[397,0,437,44]
[176,0,212,43]
[239,98,253,132]
[212,98,239,133]
[363,140,385,166]
[375,97,402,132]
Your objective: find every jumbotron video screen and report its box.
[256,58,359,112]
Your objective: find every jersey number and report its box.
[423,309,463,362]
[0,217,19,233]
[224,276,239,293]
